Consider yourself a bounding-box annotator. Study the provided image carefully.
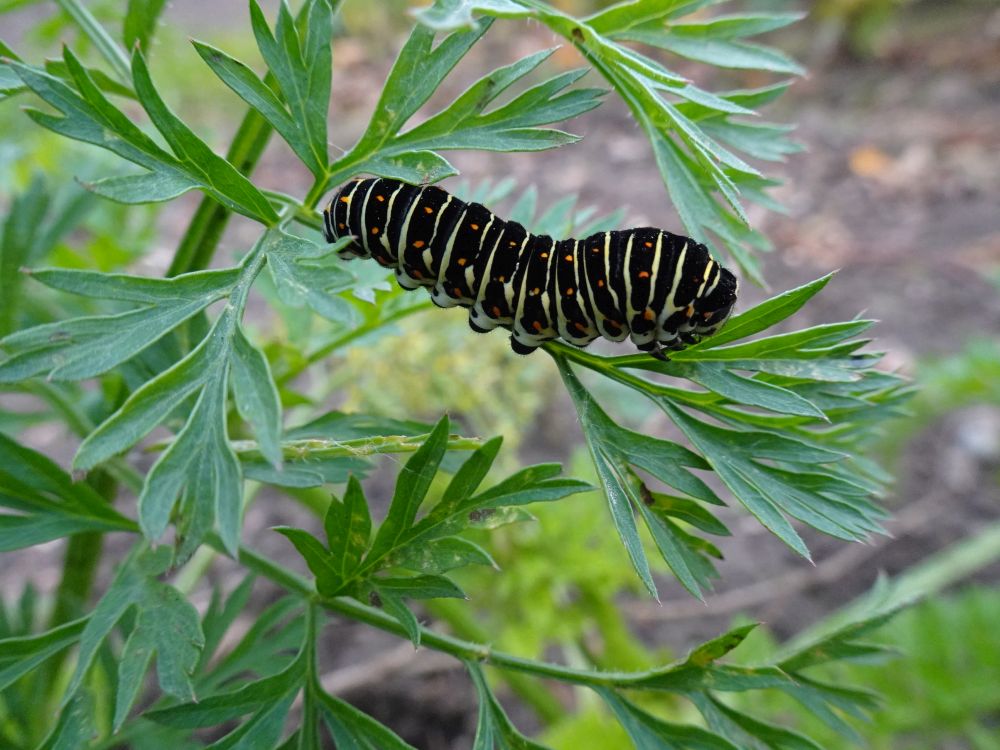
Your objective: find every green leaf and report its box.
[318,689,418,750]
[0,432,133,551]
[364,149,459,184]
[416,1,799,275]
[555,357,722,598]
[199,576,256,671]
[149,646,305,728]
[467,661,554,750]
[139,367,243,556]
[242,455,370,488]
[439,436,502,510]
[390,535,496,574]
[11,49,278,223]
[412,0,532,30]
[690,692,823,750]
[73,306,229,470]
[324,475,372,577]
[0,267,238,382]
[129,49,279,222]
[114,580,206,730]
[65,547,204,714]
[680,274,835,352]
[352,17,489,148]
[637,498,721,598]
[38,691,97,750]
[374,574,466,601]
[374,589,422,647]
[366,416,450,562]
[205,691,296,750]
[597,688,739,749]
[80,170,197,203]
[584,0,694,35]
[124,0,168,52]
[246,0,331,176]
[285,411,433,441]
[0,177,53,336]
[230,324,283,469]
[0,618,87,691]
[337,16,600,192]
[274,527,342,595]
[199,597,305,693]
[266,232,357,324]
[673,361,827,419]
[619,28,804,76]
[662,402,886,556]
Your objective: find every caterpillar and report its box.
[323,177,738,359]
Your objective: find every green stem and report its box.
[229,433,484,460]
[222,542,681,692]
[168,109,274,276]
[279,300,435,385]
[56,0,131,83]
[427,599,565,724]
[544,342,717,406]
[301,604,322,749]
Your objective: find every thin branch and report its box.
[55,0,131,83]
[224,541,698,692]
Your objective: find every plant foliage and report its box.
[0,0,917,746]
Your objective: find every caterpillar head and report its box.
[694,267,738,337]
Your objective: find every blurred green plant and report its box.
[0,0,921,746]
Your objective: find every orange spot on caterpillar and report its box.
[492,306,501,317]
[454,287,462,296]
[644,309,655,321]
[564,255,573,262]
[531,287,540,295]
[644,241,653,248]
[457,258,467,266]
[424,206,434,214]
[376,195,385,202]
[532,320,543,332]
[338,223,345,230]
[597,279,605,288]
[509,241,517,246]
[412,240,426,248]
[498,275,506,283]
[685,305,694,318]
[370,226,380,235]
[638,271,650,279]
[339,196,350,203]
[565,288,574,296]
[412,270,424,279]
[574,321,587,332]
[540,253,549,259]
[470,223,480,230]
[592,247,600,253]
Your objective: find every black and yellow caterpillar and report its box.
[323,177,738,359]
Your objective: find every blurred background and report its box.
[2,0,999,747]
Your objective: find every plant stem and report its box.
[56,0,131,83]
[168,109,274,276]
[229,433,484,460]
[427,599,565,724]
[224,542,680,693]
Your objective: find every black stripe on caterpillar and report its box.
[323,177,738,359]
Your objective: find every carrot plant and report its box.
[0,1,912,747]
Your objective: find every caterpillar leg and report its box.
[509,336,538,355]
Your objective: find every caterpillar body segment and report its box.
[324,177,739,358]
